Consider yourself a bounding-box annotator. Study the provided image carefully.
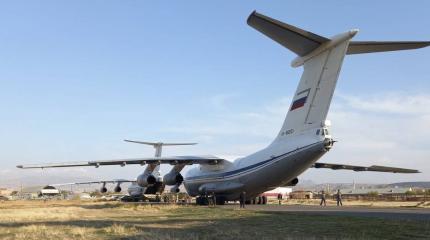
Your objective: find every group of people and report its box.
[202,192,217,206]
[320,189,342,206]
[206,189,342,208]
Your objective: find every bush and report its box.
[367,191,379,197]
[405,190,417,196]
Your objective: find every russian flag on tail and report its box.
[290,88,311,111]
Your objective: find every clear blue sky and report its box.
[1,1,429,184]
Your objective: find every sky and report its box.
[0,1,429,186]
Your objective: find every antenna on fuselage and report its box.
[123,140,197,157]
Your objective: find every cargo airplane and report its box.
[18,11,428,204]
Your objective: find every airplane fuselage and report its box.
[184,127,333,201]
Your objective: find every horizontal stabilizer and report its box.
[124,139,197,146]
[247,11,329,56]
[247,11,430,58]
[348,41,430,54]
[313,162,420,173]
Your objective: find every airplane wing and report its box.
[312,162,420,173]
[16,155,223,169]
[49,179,135,187]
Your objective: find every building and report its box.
[0,188,14,196]
[290,190,313,199]
[339,187,414,201]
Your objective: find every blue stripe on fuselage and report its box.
[185,141,322,181]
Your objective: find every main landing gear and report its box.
[249,196,267,205]
[196,195,226,205]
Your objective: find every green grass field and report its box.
[0,201,429,239]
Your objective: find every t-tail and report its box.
[247,11,430,143]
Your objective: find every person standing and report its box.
[320,190,326,206]
[277,193,283,205]
[336,189,343,206]
[239,191,246,208]
[204,191,209,205]
[211,192,216,206]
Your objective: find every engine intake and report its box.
[137,173,157,187]
[100,187,107,193]
[163,172,184,186]
[170,185,180,193]
[285,178,299,186]
[114,186,122,193]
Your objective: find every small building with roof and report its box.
[339,187,413,201]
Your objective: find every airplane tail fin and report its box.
[247,11,430,141]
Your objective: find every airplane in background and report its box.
[18,11,428,205]
[48,140,197,201]
[49,179,134,194]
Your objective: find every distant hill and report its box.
[0,169,97,190]
[382,182,430,189]
[293,181,430,192]
[294,182,375,191]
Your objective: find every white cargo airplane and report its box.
[18,11,428,204]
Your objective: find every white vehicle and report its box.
[18,11,427,205]
[40,186,60,196]
[259,187,293,204]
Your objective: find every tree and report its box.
[367,191,379,200]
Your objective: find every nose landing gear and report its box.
[324,138,335,151]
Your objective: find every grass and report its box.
[0,200,428,239]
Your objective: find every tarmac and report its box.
[221,204,430,221]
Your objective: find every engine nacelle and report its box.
[163,172,184,186]
[137,173,157,187]
[114,186,122,193]
[170,185,180,193]
[100,187,108,193]
[285,178,299,186]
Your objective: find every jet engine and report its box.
[137,173,157,187]
[285,178,299,186]
[170,185,180,193]
[163,172,184,186]
[100,187,108,193]
[114,185,122,193]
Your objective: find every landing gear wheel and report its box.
[257,196,262,204]
[196,196,209,205]
[216,197,226,205]
[262,196,267,204]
